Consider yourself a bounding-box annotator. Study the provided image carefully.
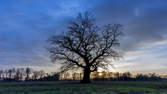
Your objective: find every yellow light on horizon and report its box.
[98,72,103,76]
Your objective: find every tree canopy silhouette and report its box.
[48,12,123,83]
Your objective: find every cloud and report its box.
[89,0,167,51]
[0,0,167,73]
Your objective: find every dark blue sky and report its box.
[0,0,167,74]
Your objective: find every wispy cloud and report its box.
[0,0,167,73]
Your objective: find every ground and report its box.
[0,81,167,94]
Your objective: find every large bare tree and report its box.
[48,12,123,83]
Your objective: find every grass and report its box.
[0,81,166,94]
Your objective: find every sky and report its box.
[0,0,167,74]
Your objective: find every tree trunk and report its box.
[81,67,91,83]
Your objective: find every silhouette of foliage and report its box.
[48,12,123,83]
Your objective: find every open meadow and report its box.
[0,81,167,94]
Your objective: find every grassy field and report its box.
[0,81,167,94]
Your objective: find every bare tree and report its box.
[11,68,16,79]
[6,68,15,80]
[8,69,12,79]
[25,67,32,81]
[0,70,3,79]
[15,68,25,80]
[15,69,21,80]
[48,12,123,83]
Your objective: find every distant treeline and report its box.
[61,71,166,81]
[0,68,166,82]
[92,72,165,81]
[0,67,59,82]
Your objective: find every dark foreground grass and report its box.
[0,81,166,94]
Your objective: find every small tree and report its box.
[48,12,123,83]
[15,68,25,81]
[0,70,3,79]
[25,67,32,81]
[8,69,13,79]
